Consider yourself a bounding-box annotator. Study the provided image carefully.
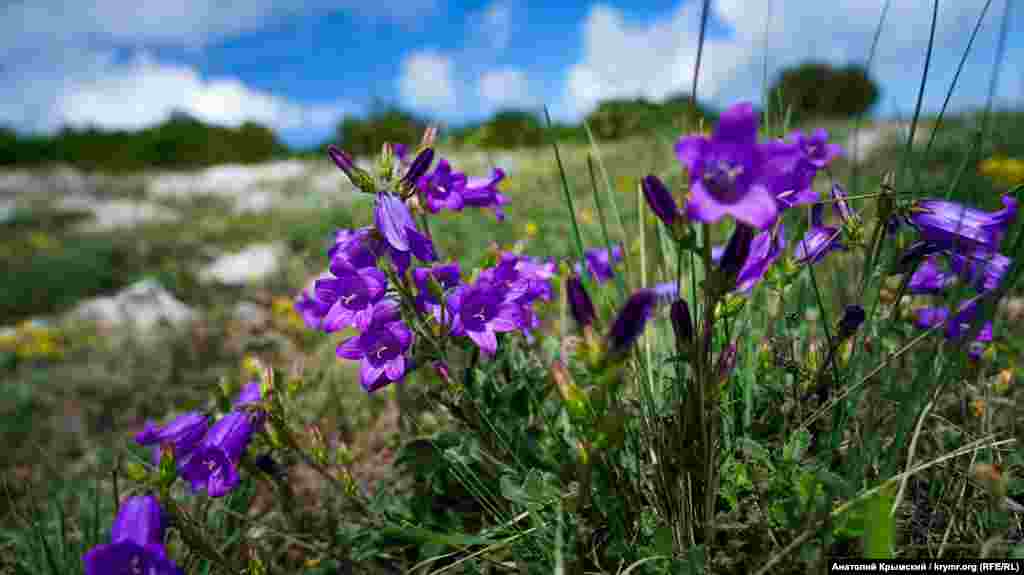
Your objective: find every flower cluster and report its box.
[903,194,1018,357]
[643,102,848,296]
[297,141,548,392]
[134,382,265,497]
[83,495,183,575]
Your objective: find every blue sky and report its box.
[2,0,1021,149]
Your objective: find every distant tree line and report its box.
[0,111,289,172]
[0,62,879,171]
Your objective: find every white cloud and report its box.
[479,68,535,110]
[564,0,1023,120]
[398,50,457,115]
[0,0,429,136]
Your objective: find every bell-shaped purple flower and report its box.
[792,128,843,169]
[294,272,334,330]
[335,300,413,391]
[575,244,623,284]
[908,255,956,294]
[82,495,182,575]
[909,195,1017,253]
[374,193,437,265]
[135,412,208,465]
[914,296,992,344]
[178,408,262,497]
[759,140,819,209]
[675,102,779,229]
[670,298,693,344]
[567,274,596,328]
[950,251,1011,293]
[419,158,467,213]
[447,281,523,356]
[642,175,679,227]
[317,263,388,332]
[462,168,509,221]
[606,289,658,357]
[735,223,787,293]
[328,227,384,270]
[793,203,845,265]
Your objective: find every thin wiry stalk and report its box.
[582,120,633,288]
[847,0,892,202]
[544,106,587,265]
[587,155,627,301]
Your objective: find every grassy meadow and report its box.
[3,87,1024,573]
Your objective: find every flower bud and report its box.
[125,461,150,483]
[642,175,678,228]
[716,342,738,382]
[157,444,177,485]
[670,299,693,344]
[567,274,596,328]
[327,145,376,194]
[838,304,866,339]
[401,148,435,188]
[720,224,755,280]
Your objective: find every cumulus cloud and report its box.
[398,50,458,115]
[56,53,349,133]
[0,0,423,136]
[564,0,1022,120]
[478,68,535,110]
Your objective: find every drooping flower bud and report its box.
[720,224,755,279]
[606,289,658,358]
[401,147,435,189]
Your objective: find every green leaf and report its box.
[863,489,896,559]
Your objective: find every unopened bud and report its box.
[670,299,693,345]
[124,461,149,483]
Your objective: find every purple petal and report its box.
[469,329,499,356]
[384,356,406,381]
[713,102,758,147]
[336,336,363,360]
[375,194,415,252]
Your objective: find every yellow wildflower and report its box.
[579,208,594,225]
[524,221,539,238]
[271,296,305,332]
[979,157,1024,187]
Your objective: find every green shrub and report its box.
[767,62,880,121]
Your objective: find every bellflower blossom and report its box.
[329,227,383,270]
[909,194,1017,253]
[419,159,467,213]
[907,256,957,294]
[575,245,624,283]
[736,223,787,293]
[462,168,509,221]
[375,193,437,275]
[83,495,182,575]
[447,279,523,356]
[136,411,208,466]
[335,300,413,392]
[793,203,845,265]
[914,297,993,359]
[294,271,335,330]
[950,251,1011,293]
[675,102,779,229]
[317,263,388,332]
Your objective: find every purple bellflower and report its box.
[83,495,182,575]
[735,223,787,293]
[400,148,434,189]
[914,296,994,359]
[294,272,334,330]
[792,128,843,169]
[179,408,261,498]
[136,411,208,467]
[759,140,819,209]
[793,203,845,265]
[831,183,860,227]
[909,194,1017,253]
[329,227,383,270]
[335,300,413,392]
[575,245,624,284]
[462,168,508,221]
[950,251,1011,293]
[317,263,388,332]
[419,158,467,213]
[447,280,523,357]
[675,102,779,229]
[606,289,658,357]
[374,193,437,274]
[907,256,956,294]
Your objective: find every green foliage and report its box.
[336,106,427,157]
[767,62,880,121]
[0,111,289,173]
[584,94,711,141]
